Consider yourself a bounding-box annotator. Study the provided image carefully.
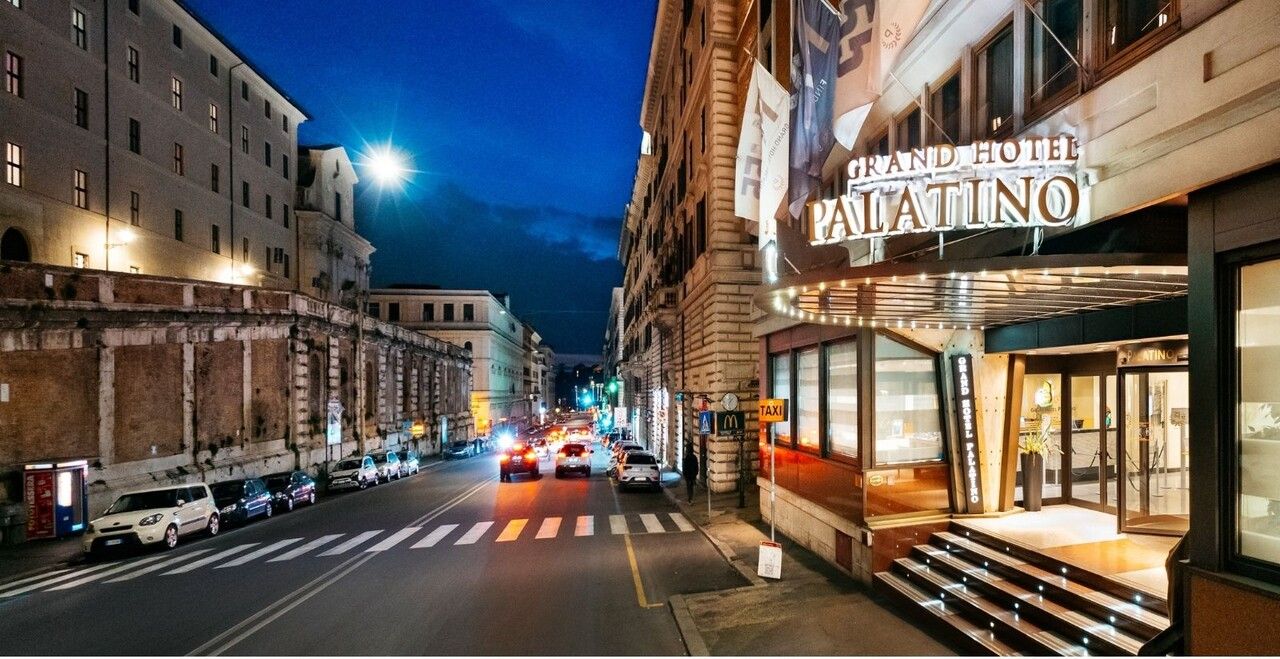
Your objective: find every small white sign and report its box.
[0,383,8,403]
[757,541,782,579]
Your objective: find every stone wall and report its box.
[0,262,473,543]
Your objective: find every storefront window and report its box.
[796,348,820,451]
[873,335,943,464]
[1027,0,1080,109]
[1236,258,1280,565]
[770,353,791,445]
[825,341,858,458]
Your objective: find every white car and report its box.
[367,450,403,482]
[328,456,378,490]
[616,451,662,491]
[554,442,592,478]
[83,483,218,554]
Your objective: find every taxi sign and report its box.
[759,398,788,423]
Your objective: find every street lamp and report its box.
[363,146,410,187]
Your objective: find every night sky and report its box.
[186,0,657,357]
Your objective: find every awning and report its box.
[756,253,1188,330]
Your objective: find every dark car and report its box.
[499,443,540,482]
[263,471,317,513]
[443,440,473,459]
[211,478,273,525]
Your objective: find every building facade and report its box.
[1,0,306,287]
[295,144,373,308]
[743,0,1280,654]
[619,0,760,486]
[367,287,551,435]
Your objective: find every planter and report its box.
[1021,452,1044,512]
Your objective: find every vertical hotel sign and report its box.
[950,354,984,512]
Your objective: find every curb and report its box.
[662,485,767,588]
[669,594,710,657]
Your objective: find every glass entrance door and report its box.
[1119,369,1190,534]
[1068,375,1117,509]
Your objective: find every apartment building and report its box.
[295,144,373,308]
[0,0,304,286]
[618,0,760,486]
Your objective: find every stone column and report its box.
[97,346,115,466]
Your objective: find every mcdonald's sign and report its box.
[716,411,746,435]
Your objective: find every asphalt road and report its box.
[0,440,747,655]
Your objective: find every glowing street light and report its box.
[364,147,409,187]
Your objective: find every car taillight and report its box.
[500,454,510,462]
[525,452,537,461]
[557,452,566,458]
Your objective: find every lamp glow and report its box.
[366,148,408,186]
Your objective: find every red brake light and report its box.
[499,454,510,462]
[557,452,566,458]
[525,451,536,461]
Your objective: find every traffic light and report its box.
[607,379,619,394]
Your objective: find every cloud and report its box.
[435,183,621,262]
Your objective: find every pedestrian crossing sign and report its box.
[699,410,714,434]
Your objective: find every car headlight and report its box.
[138,513,165,526]
[221,504,237,514]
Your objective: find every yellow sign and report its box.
[411,422,425,439]
[759,398,788,423]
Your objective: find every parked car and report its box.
[263,471,317,512]
[616,451,661,491]
[499,442,540,482]
[555,442,592,478]
[396,450,421,475]
[368,450,403,482]
[211,478,274,526]
[83,483,218,555]
[328,456,378,490]
[443,440,474,459]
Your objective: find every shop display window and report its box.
[825,341,858,458]
[873,336,944,465]
[795,348,820,452]
[770,352,791,445]
[1236,257,1280,565]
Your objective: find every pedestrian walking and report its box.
[682,447,699,503]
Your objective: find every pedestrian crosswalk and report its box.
[0,512,697,599]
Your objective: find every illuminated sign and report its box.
[759,398,788,423]
[950,353,984,513]
[808,135,1081,246]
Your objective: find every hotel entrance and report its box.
[1119,367,1190,535]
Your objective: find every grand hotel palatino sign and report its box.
[807,135,1082,245]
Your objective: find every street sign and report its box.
[326,398,343,446]
[758,541,782,579]
[716,411,746,435]
[759,398,788,423]
[698,410,714,434]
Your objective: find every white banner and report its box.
[832,0,929,149]
[735,61,791,247]
[734,66,764,223]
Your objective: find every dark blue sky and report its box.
[187,0,655,356]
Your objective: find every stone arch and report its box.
[0,227,31,262]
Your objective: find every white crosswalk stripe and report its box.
[104,549,215,582]
[47,554,173,591]
[411,524,457,548]
[366,527,421,552]
[0,568,73,594]
[318,531,380,556]
[639,513,666,534]
[0,563,117,597]
[535,517,561,539]
[162,544,258,575]
[669,512,695,532]
[609,514,628,535]
[496,519,527,542]
[217,538,303,568]
[575,515,594,536]
[271,534,344,561]
[454,521,493,545]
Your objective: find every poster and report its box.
[24,471,55,539]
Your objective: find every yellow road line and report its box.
[623,533,667,609]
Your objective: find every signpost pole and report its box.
[770,422,776,542]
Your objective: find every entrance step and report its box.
[874,523,1170,656]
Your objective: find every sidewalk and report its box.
[0,535,84,583]
[661,471,954,656]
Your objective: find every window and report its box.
[211,224,220,254]
[240,80,248,100]
[335,192,343,221]
[71,8,87,50]
[264,141,272,166]
[173,208,183,240]
[1027,0,1081,109]
[209,54,218,77]
[264,99,271,119]
[826,341,858,458]
[4,143,20,187]
[695,198,706,256]
[870,132,890,156]
[126,46,139,83]
[128,0,138,15]
[264,246,272,273]
[367,302,381,318]
[283,253,289,278]
[282,154,289,180]
[464,341,473,352]
[73,169,88,209]
[242,237,248,261]
[171,24,182,49]
[128,118,141,154]
[422,303,434,321]
[770,353,791,445]
[129,190,140,225]
[73,252,87,269]
[976,24,1015,138]
[463,303,474,321]
[241,181,249,208]
[172,142,184,176]
[387,302,400,322]
[282,114,289,133]
[929,72,960,144]
[4,51,22,97]
[873,335,943,465]
[265,194,273,219]
[443,304,455,321]
[208,103,218,133]
[895,105,922,151]
[210,163,219,192]
[795,348,819,452]
[241,125,249,153]
[1103,0,1173,61]
[74,88,89,129]
[282,203,289,228]
[1235,256,1280,568]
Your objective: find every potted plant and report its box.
[1019,381,1062,512]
